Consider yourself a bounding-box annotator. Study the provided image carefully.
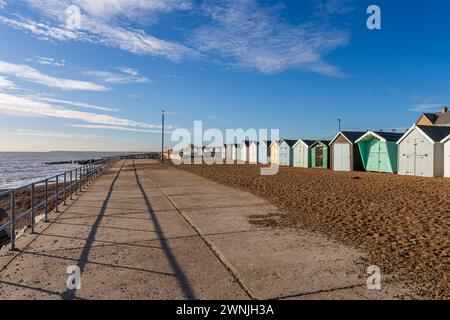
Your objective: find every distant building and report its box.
[416,106,450,127]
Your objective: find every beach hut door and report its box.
[316,147,323,167]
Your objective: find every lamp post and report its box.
[337,118,341,132]
[162,110,165,163]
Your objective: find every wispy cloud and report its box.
[0,92,161,129]
[409,103,444,113]
[0,1,196,61]
[315,0,354,16]
[12,129,102,140]
[192,0,350,75]
[32,56,66,67]
[0,60,108,91]
[0,75,15,88]
[69,124,168,134]
[36,97,119,112]
[84,68,150,84]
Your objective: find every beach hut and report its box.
[270,141,279,164]
[442,134,450,178]
[292,140,315,168]
[258,140,271,164]
[329,131,365,172]
[278,139,297,166]
[231,144,238,161]
[311,140,331,169]
[249,141,258,164]
[225,144,234,161]
[397,125,450,177]
[239,141,250,163]
[221,145,227,160]
[356,131,403,173]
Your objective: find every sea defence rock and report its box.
[45,158,101,166]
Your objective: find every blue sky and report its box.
[0,0,449,151]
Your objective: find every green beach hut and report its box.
[355,131,403,173]
[310,140,331,169]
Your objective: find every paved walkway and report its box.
[0,160,413,299]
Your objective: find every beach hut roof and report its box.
[398,125,450,144]
[292,139,315,148]
[355,131,403,143]
[311,140,331,148]
[329,131,366,145]
[269,140,280,147]
[441,134,450,143]
[280,139,298,147]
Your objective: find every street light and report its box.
[161,110,165,164]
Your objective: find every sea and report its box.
[0,152,130,190]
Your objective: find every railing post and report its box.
[44,180,48,222]
[70,170,73,200]
[75,168,78,195]
[10,191,16,251]
[64,172,67,206]
[55,175,59,213]
[31,184,36,234]
[79,168,82,192]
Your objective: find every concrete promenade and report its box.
[0,160,412,299]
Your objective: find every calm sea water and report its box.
[0,152,128,189]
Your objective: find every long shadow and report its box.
[133,160,196,299]
[61,161,125,300]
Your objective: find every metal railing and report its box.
[0,156,120,251]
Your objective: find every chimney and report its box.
[442,106,448,113]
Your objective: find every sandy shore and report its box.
[178,163,450,299]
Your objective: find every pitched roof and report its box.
[434,111,450,125]
[417,109,450,126]
[311,140,331,148]
[355,131,403,143]
[373,131,404,141]
[441,134,450,143]
[330,131,366,145]
[280,139,298,147]
[417,126,450,142]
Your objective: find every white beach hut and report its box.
[441,134,450,178]
[397,125,450,177]
[258,141,270,164]
[249,141,258,164]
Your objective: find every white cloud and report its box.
[36,97,119,112]
[409,104,444,113]
[0,0,6,9]
[0,15,81,41]
[0,1,196,61]
[69,124,166,133]
[0,75,15,88]
[34,56,66,67]
[58,0,192,19]
[192,0,350,75]
[315,0,354,16]
[84,68,150,84]
[0,60,108,91]
[13,129,102,140]
[117,67,139,76]
[0,92,161,129]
